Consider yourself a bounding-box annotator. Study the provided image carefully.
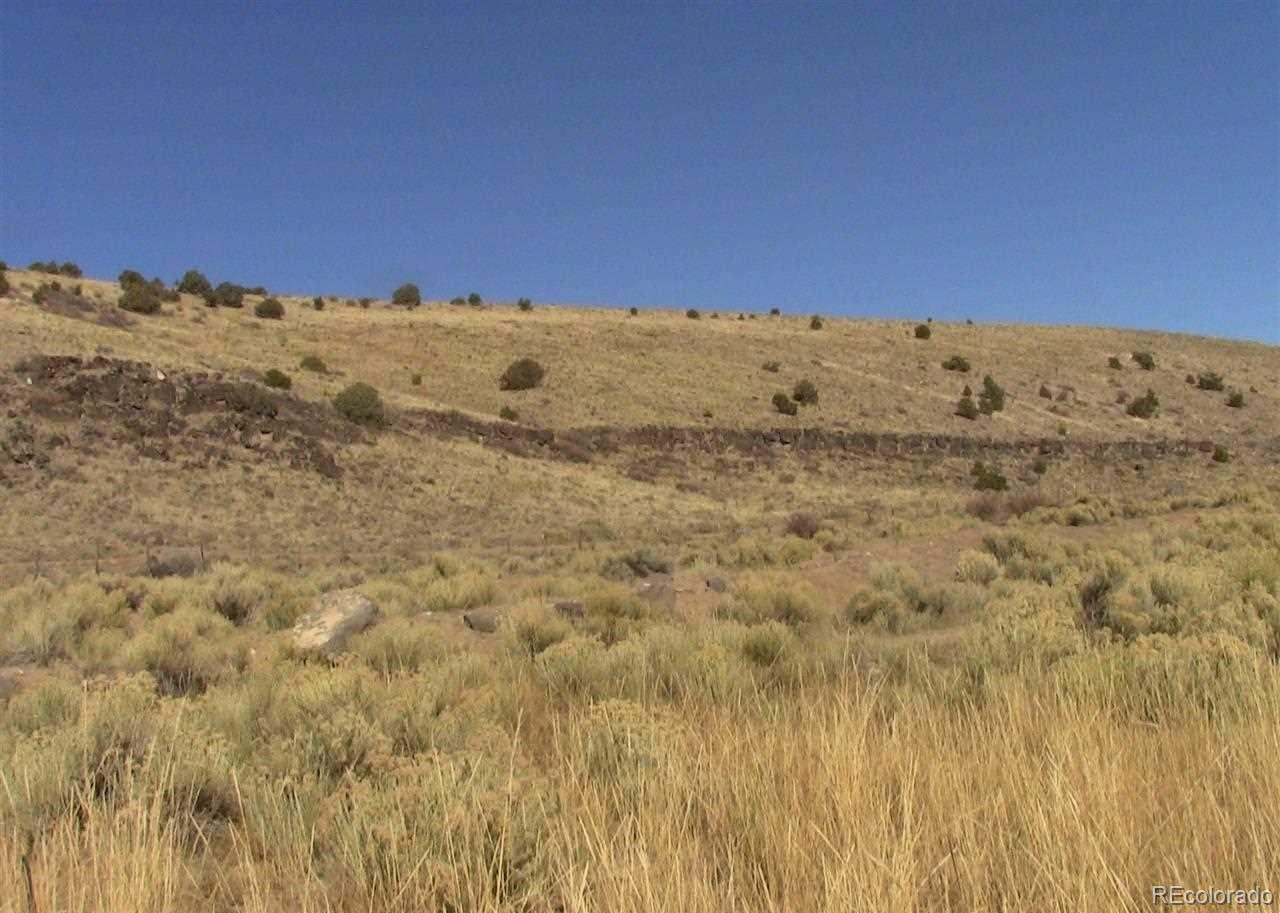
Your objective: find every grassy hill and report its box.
[1,266,1278,911]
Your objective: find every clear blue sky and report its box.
[2,1,1277,341]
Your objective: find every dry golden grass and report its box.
[1,268,1278,910]
[2,268,1276,439]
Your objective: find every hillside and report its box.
[1,267,1276,582]
[2,266,1279,911]
[3,270,1278,440]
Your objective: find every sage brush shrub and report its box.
[792,379,818,405]
[262,369,292,389]
[1132,351,1156,370]
[1126,389,1159,418]
[254,298,285,319]
[914,323,931,339]
[300,354,327,373]
[971,461,1008,491]
[1227,391,1245,408]
[809,315,823,330]
[1197,372,1225,391]
[942,355,970,372]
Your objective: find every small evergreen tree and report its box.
[177,269,214,297]
[499,358,546,391]
[978,375,1005,414]
[334,383,384,424]
[392,283,422,308]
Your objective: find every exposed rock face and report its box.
[463,609,501,633]
[5,355,355,478]
[292,589,378,655]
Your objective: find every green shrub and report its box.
[58,261,82,277]
[914,323,931,339]
[686,308,700,319]
[392,283,421,308]
[792,379,818,405]
[628,307,638,316]
[0,272,8,298]
[1108,356,1123,370]
[499,358,545,391]
[809,315,823,330]
[205,282,244,308]
[956,394,979,420]
[178,270,214,296]
[467,292,482,306]
[978,375,1005,414]
[1126,389,1159,419]
[410,372,422,386]
[333,383,384,424]
[769,307,781,316]
[254,297,285,319]
[517,297,533,311]
[262,369,292,389]
[312,296,324,311]
[972,461,1008,491]
[941,354,970,372]
[119,268,146,288]
[1197,372,1225,391]
[772,392,798,416]
[1227,391,1245,408]
[449,296,466,306]
[1212,445,1231,464]
[761,360,781,373]
[359,297,372,308]
[1132,351,1156,370]
[300,354,327,373]
[499,405,519,421]
[118,284,161,315]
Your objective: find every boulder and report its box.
[554,599,585,619]
[463,609,501,633]
[292,589,378,655]
[705,576,728,593]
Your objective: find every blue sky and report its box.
[2,1,1276,341]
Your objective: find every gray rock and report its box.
[705,576,728,593]
[554,599,585,619]
[463,609,501,633]
[292,589,378,655]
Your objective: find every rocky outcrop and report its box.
[292,589,378,655]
